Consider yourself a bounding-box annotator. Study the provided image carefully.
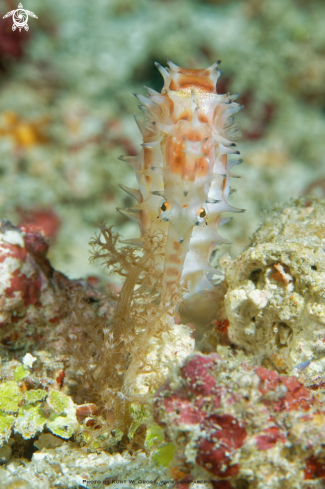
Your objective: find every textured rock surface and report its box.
[154,349,325,488]
[0,353,79,447]
[224,199,325,381]
[0,219,111,361]
[0,446,168,489]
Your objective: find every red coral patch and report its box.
[305,456,325,480]
[256,366,280,394]
[18,208,61,240]
[164,394,204,425]
[5,269,41,306]
[256,366,313,411]
[181,354,219,395]
[197,414,246,477]
[22,228,49,257]
[0,242,27,263]
[213,319,230,335]
[256,426,286,450]
[274,377,312,412]
[56,370,65,388]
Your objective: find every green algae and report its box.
[0,382,23,413]
[47,390,70,414]
[145,424,164,450]
[24,389,47,403]
[46,415,78,439]
[14,365,29,382]
[0,412,15,445]
[46,391,78,439]
[152,442,176,467]
[0,375,79,445]
[15,404,47,439]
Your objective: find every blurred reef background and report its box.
[0,0,325,279]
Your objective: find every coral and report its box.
[153,348,325,488]
[0,217,193,446]
[64,225,194,435]
[224,198,325,382]
[0,219,58,357]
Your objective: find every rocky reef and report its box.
[154,349,325,488]
[0,199,325,487]
[224,199,325,387]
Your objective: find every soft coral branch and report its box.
[64,225,183,439]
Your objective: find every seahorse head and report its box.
[156,68,218,242]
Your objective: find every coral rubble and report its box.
[0,447,169,489]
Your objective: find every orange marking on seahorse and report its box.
[196,157,210,178]
[165,138,186,176]
[166,280,175,289]
[183,130,203,142]
[182,161,196,182]
[174,67,212,76]
[172,241,182,252]
[222,178,227,193]
[198,113,209,123]
[166,267,180,276]
[169,254,181,263]
[174,112,190,122]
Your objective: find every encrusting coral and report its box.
[0,351,79,455]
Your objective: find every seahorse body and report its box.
[119,61,242,301]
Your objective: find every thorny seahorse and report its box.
[118,60,243,303]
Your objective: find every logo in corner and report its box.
[3,3,38,32]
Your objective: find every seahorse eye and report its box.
[160,202,169,212]
[159,201,171,221]
[199,208,206,218]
